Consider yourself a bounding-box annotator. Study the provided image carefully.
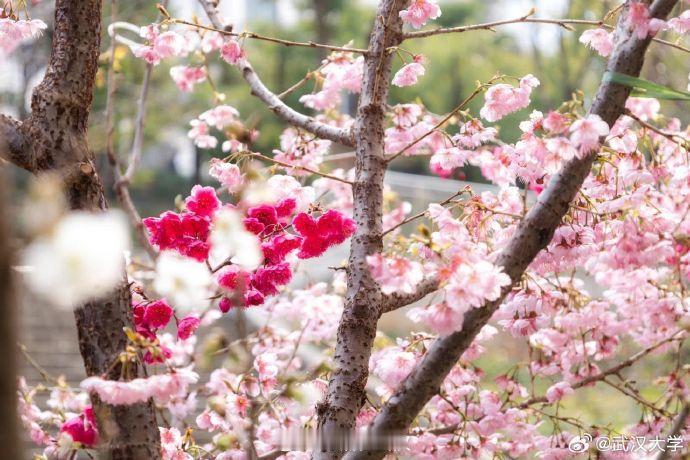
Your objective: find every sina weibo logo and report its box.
[568,434,592,453]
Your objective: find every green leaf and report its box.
[604,72,690,101]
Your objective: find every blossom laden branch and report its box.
[349,1,681,458]
[197,0,355,147]
[402,9,690,54]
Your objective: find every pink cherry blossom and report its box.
[446,260,511,310]
[669,10,690,34]
[569,114,610,156]
[371,348,417,387]
[367,253,424,294]
[542,111,569,134]
[399,0,442,29]
[300,54,364,109]
[625,97,660,121]
[220,39,245,65]
[273,128,330,173]
[545,381,574,403]
[187,119,218,149]
[177,316,200,340]
[480,75,540,122]
[132,25,187,65]
[185,185,220,218]
[392,57,426,87]
[200,30,224,53]
[292,210,356,258]
[579,28,614,57]
[81,367,199,405]
[0,18,47,55]
[209,158,245,192]
[391,103,423,127]
[60,407,98,447]
[627,2,666,39]
[453,119,498,148]
[199,105,240,130]
[170,66,206,92]
[430,147,472,177]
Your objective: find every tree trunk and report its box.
[0,0,162,457]
[315,1,409,457]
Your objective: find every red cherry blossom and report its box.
[60,407,99,447]
[292,210,356,259]
[177,316,201,340]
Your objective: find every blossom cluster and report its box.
[0,16,46,55]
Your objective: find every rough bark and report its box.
[346,1,679,458]
[0,0,161,458]
[312,1,408,457]
[0,172,20,460]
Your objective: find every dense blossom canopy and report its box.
[9,1,690,459]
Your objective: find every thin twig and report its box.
[382,189,465,236]
[625,109,689,147]
[104,1,158,260]
[245,151,353,185]
[516,331,685,409]
[401,12,690,54]
[172,19,368,55]
[18,343,59,384]
[385,79,496,163]
[277,66,324,100]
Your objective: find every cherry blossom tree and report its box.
[3,0,690,459]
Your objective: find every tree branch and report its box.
[402,11,690,54]
[197,0,355,147]
[105,0,161,261]
[657,402,690,460]
[381,276,439,314]
[0,114,33,171]
[348,1,680,457]
[173,19,369,54]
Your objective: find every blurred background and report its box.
[3,1,689,453]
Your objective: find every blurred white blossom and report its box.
[22,211,129,309]
[154,251,212,314]
[209,208,263,269]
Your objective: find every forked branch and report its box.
[348,2,680,458]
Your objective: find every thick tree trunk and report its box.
[0,0,162,457]
[0,172,20,460]
[314,1,408,456]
